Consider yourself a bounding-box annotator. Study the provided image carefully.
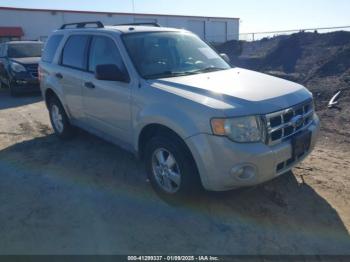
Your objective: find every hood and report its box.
[10,57,40,65]
[149,68,312,116]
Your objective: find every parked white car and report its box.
[39,22,320,197]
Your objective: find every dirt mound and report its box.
[215,31,350,82]
[316,47,350,77]
[263,34,303,73]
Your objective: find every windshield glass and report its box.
[8,43,43,58]
[123,32,230,79]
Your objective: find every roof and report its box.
[0,6,239,20]
[105,25,185,34]
[55,25,186,35]
[6,41,42,44]
[0,27,23,37]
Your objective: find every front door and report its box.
[82,35,132,144]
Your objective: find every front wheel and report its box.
[48,97,74,139]
[144,135,200,198]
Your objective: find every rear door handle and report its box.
[55,73,63,79]
[84,82,95,89]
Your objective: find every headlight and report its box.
[211,116,266,143]
[10,62,26,73]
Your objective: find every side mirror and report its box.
[220,53,230,64]
[95,64,129,82]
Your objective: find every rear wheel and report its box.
[144,134,200,198]
[48,96,74,139]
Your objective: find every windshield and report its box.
[8,43,43,58]
[123,32,231,79]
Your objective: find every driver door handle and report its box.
[55,73,63,79]
[84,82,95,89]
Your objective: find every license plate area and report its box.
[292,131,311,159]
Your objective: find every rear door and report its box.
[58,34,90,121]
[81,35,132,144]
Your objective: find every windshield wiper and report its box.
[144,70,197,79]
[191,67,227,74]
[144,67,227,79]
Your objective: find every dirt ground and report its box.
[0,88,349,255]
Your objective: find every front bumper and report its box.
[11,78,40,93]
[186,114,320,191]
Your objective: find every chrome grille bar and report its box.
[265,99,314,146]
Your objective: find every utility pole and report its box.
[132,0,135,13]
[132,0,135,22]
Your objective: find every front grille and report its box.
[26,64,39,78]
[265,99,314,145]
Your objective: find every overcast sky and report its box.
[0,0,349,33]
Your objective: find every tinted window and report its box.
[62,35,90,70]
[8,43,43,58]
[42,35,63,63]
[88,36,127,75]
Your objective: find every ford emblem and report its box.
[291,115,304,128]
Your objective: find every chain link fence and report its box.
[239,26,350,41]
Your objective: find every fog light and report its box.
[231,165,256,181]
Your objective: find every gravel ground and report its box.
[0,88,349,255]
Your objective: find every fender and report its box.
[133,102,201,152]
[41,66,73,119]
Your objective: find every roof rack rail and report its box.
[60,21,104,30]
[115,22,161,27]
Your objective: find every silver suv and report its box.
[39,21,320,197]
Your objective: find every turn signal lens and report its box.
[210,118,226,136]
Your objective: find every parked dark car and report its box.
[0,41,43,96]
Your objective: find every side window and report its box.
[42,34,63,63]
[61,35,90,70]
[88,36,127,76]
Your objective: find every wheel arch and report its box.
[138,123,194,163]
[44,88,58,108]
[138,123,203,190]
[44,88,72,119]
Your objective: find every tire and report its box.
[9,82,19,97]
[144,134,200,199]
[48,96,74,139]
[0,78,9,89]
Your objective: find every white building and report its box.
[0,6,239,43]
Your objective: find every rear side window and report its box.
[88,36,127,75]
[61,35,90,70]
[42,35,63,63]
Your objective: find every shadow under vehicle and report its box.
[0,132,349,254]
